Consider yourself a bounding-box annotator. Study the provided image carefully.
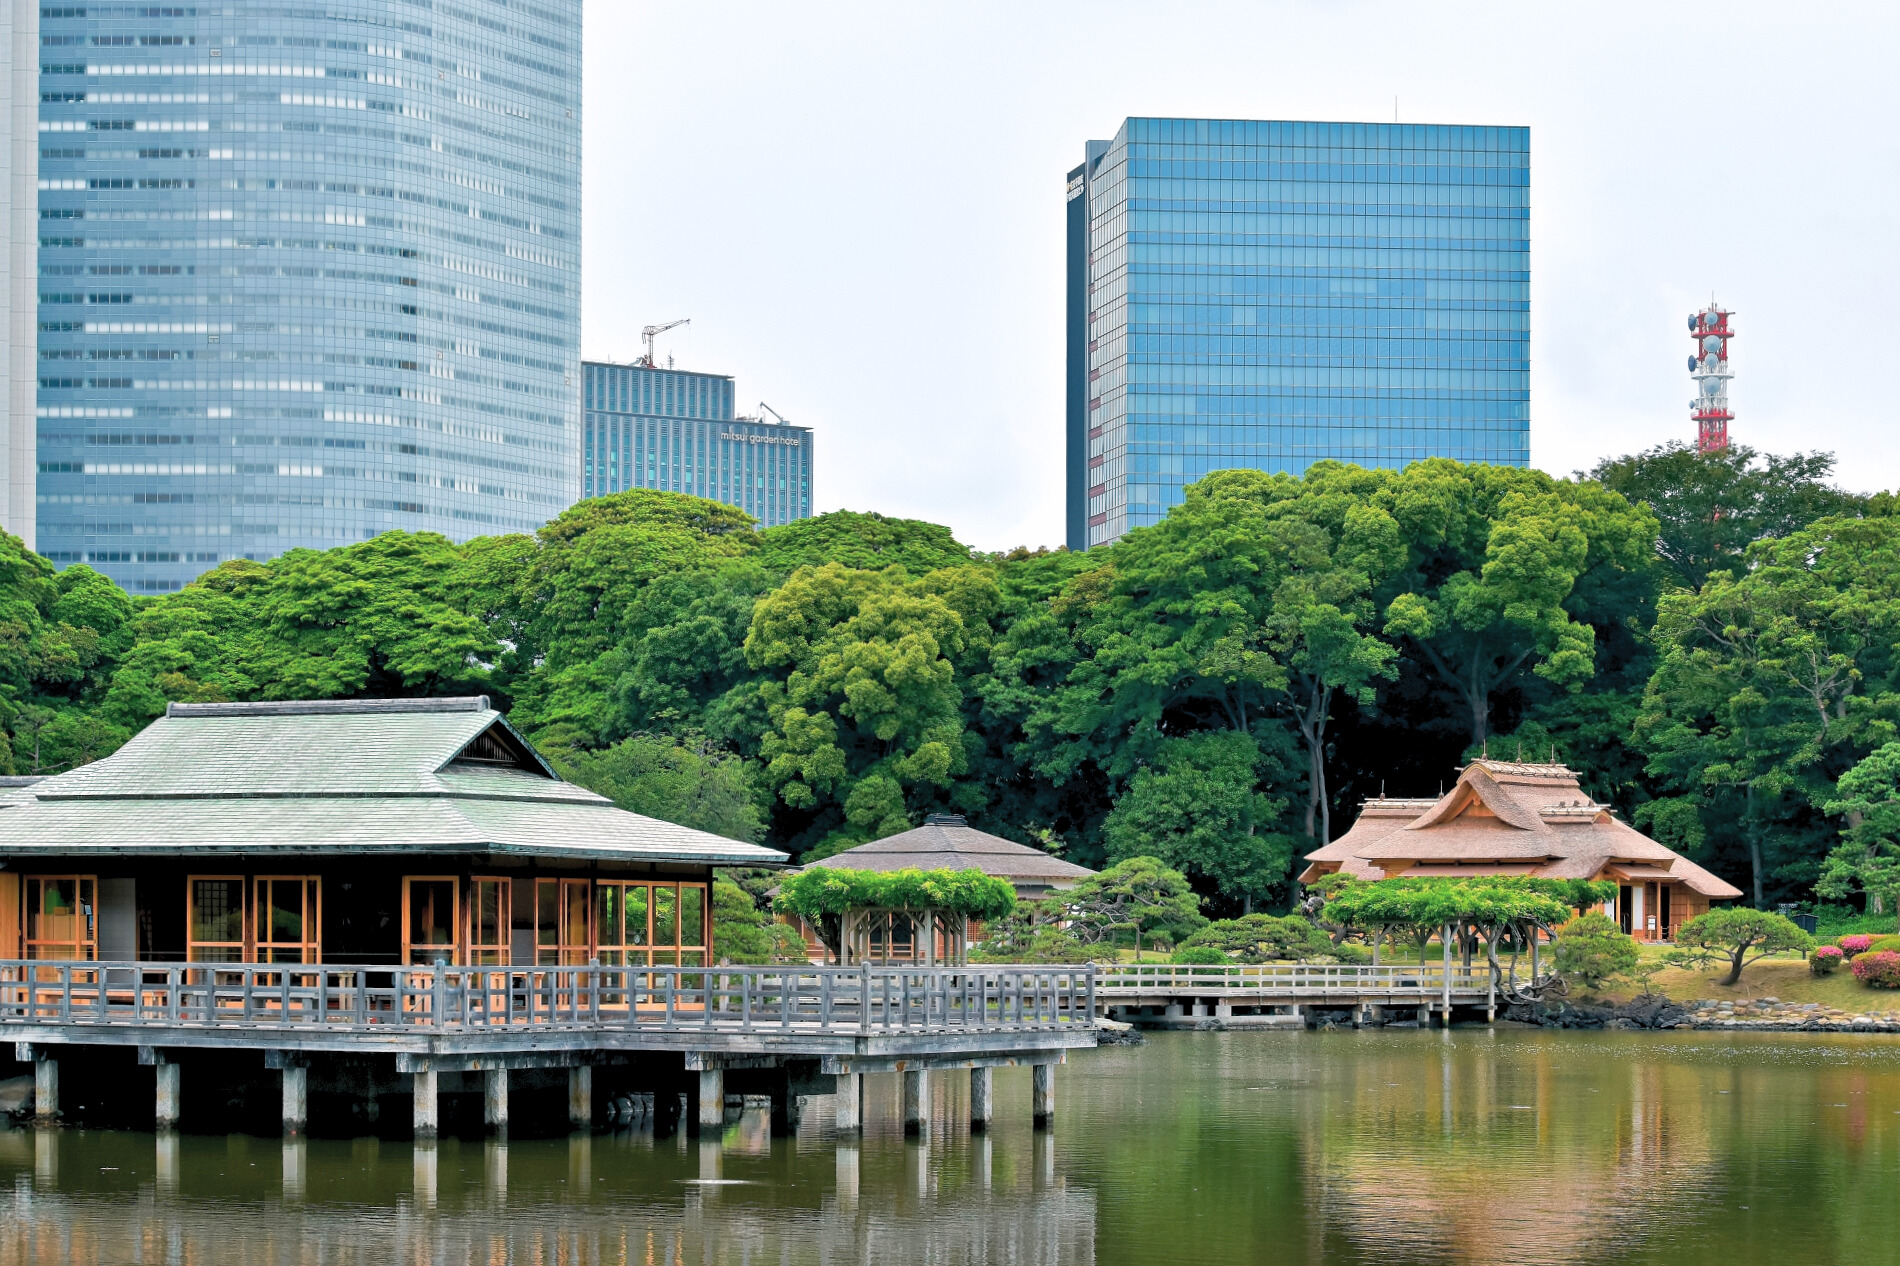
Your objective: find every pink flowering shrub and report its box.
[1850,950,1900,988]
[1840,934,1875,956]
[1810,945,1845,977]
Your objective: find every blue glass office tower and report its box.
[583,361,812,528]
[35,2,582,592]
[1067,118,1529,549]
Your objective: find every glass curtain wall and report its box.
[35,2,583,593]
[1069,117,1530,548]
[581,361,813,528]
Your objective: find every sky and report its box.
[581,2,1900,552]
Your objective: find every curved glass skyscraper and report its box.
[1067,117,1529,549]
[35,1,581,592]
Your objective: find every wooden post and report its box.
[568,1065,592,1131]
[1441,923,1453,1024]
[412,1069,438,1139]
[484,1068,509,1136]
[34,1053,56,1121]
[1032,1063,1055,1127]
[281,1065,307,1135]
[970,1066,993,1131]
[834,1071,862,1133]
[697,1068,723,1132]
[903,1068,929,1137]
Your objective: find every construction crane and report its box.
[638,319,689,368]
[756,401,790,425]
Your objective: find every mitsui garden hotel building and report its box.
[1067,117,1531,549]
[34,1,583,594]
[582,361,813,527]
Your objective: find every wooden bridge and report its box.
[0,961,1097,1138]
[1092,962,1519,1026]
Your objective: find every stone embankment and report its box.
[1510,995,1900,1032]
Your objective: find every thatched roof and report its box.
[1301,759,1741,899]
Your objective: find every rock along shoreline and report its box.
[1507,995,1900,1033]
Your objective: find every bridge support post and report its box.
[834,1072,862,1133]
[33,1052,57,1122]
[1214,1002,1232,1018]
[412,1069,438,1139]
[569,1066,593,1131]
[903,1069,929,1137]
[969,1066,993,1132]
[485,1068,509,1136]
[696,1068,723,1132]
[141,1048,180,1129]
[1032,1063,1054,1127]
[281,1065,306,1136]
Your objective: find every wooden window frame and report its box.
[402,875,461,966]
[254,875,321,964]
[24,875,97,961]
[186,874,249,962]
[467,876,511,966]
[534,876,593,967]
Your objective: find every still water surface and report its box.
[2,1029,1896,1265]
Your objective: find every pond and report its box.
[1,1028,1895,1265]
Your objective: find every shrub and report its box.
[1866,935,1900,956]
[1171,945,1229,965]
[1552,912,1640,990]
[1811,945,1846,977]
[1840,933,1875,956]
[1851,950,1900,988]
[1181,913,1334,963]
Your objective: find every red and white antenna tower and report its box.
[1688,302,1734,453]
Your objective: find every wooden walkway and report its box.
[1093,962,1509,1019]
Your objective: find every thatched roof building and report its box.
[1301,759,1741,942]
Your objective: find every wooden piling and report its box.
[1032,1063,1054,1127]
[34,1054,56,1121]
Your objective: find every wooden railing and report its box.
[1092,962,1496,996]
[0,961,1095,1036]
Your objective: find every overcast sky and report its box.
[581,2,1900,551]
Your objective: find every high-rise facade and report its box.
[1068,117,1529,549]
[35,2,581,593]
[0,0,37,546]
[583,361,812,528]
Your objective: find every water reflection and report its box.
[0,1035,1898,1264]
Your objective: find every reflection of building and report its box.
[1300,759,1741,941]
[1067,116,1531,549]
[0,697,782,964]
[581,360,813,527]
[791,814,1095,962]
[35,3,583,594]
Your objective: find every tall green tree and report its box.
[1378,460,1659,749]
[1819,741,1900,929]
[551,733,765,843]
[1637,515,1900,906]
[1587,441,1864,591]
[1100,731,1293,910]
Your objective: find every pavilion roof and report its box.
[1300,759,1742,899]
[0,697,787,866]
[803,815,1095,892]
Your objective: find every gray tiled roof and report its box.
[0,698,786,866]
[805,819,1094,888]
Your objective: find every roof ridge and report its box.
[166,697,492,718]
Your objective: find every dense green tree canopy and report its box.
[1,446,1890,926]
